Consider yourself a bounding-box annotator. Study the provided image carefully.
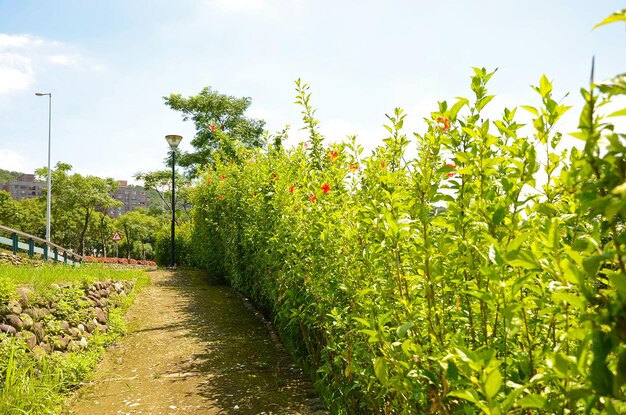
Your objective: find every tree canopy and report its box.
[164,87,266,174]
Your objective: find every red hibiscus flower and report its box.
[221,175,226,181]
[381,162,387,169]
[289,185,295,194]
[446,163,456,178]
[309,193,317,202]
[328,151,339,161]
[210,124,217,132]
[350,163,359,171]
[218,194,223,200]
[321,183,331,194]
[272,173,278,180]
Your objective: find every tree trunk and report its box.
[79,208,92,256]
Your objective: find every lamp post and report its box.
[165,134,183,268]
[35,92,52,244]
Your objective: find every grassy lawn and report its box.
[0,262,150,414]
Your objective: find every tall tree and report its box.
[164,87,266,174]
[116,209,160,260]
[36,163,122,255]
[133,170,192,222]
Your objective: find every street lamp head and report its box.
[35,92,51,96]
[165,134,183,149]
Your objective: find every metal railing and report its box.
[0,224,82,266]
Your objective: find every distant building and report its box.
[110,180,148,218]
[2,174,46,201]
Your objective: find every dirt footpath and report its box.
[65,270,324,415]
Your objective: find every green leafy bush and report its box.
[190,65,626,414]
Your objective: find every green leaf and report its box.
[488,243,504,266]
[608,107,626,117]
[448,389,480,404]
[593,8,626,29]
[353,317,371,328]
[521,105,539,116]
[374,357,389,385]
[396,321,414,338]
[517,394,547,408]
[450,97,469,120]
[484,368,502,399]
[539,74,552,96]
[504,250,540,270]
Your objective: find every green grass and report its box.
[0,263,150,414]
[0,263,150,293]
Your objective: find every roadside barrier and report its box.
[0,224,82,266]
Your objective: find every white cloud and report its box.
[48,55,77,66]
[210,0,304,18]
[0,33,102,96]
[0,149,26,171]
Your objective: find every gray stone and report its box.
[95,307,107,324]
[15,287,32,308]
[79,337,88,349]
[96,323,108,333]
[7,299,22,315]
[6,314,23,330]
[0,324,17,334]
[59,321,70,333]
[69,327,80,338]
[32,345,46,359]
[66,340,81,352]
[32,322,46,342]
[17,331,37,350]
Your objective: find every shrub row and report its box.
[82,256,156,267]
[190,70,626,414]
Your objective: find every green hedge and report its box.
[190,70,626,414]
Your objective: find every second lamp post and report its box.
[165,134,183,269]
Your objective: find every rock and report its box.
[66,340,81,352]
[69,327,80,338]
[20,313,33,329]
[7,299,22,315]
[79,337,88,349]
[15,287,32,308]
[6,314,23,330]
[50,283,61,291]
[77,323,85,333]
[113,282,123,293]
[39,342,51,353]
[32,345,46,359]
[53,335,71,351]
[95,307,107,324]
[16,331,37,350]
[100,298,108,307]
[85,321,95,333]
[24,308,51,320]
[0,306,10,317]
[0,324,17,334]
[96,323,108,333]
[32,322,46,342]
[59,321,70,333]
[99,289,109,298]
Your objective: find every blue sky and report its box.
[0,0,625,182]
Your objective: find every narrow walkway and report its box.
[66,270,323,415]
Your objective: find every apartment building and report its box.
[2,174,46,201]
[110,180,148,218]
